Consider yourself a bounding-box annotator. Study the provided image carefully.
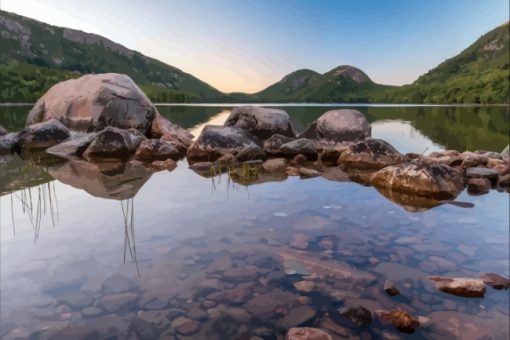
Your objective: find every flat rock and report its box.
[27,73,157,135]
[285,327,333,340]
[465,167,500,179]
[98,292,138,313]
[377,309,420,334]
[244,289,299,318]
[339,138,404,169]
[371,162,465,199]
[14,118,70,152]
[480,272,510,290]
[301,109,371,144]
[428,276,486,297]
[46,133,97,159]
[225,106,296,139]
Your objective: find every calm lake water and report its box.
[0,105,509,339]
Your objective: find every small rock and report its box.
[280,138,317,160]
[339,305,373,326]
[98,292,138,313]
[14,118,71,152]
[264,134,295,155]
[285,327,332,340]
[290,233,310,249]
[83,126,144,160]
[480,272,510,290]
[149,158,177,171]
[378,309,420,334]
[171,316,200,335]
[286,166,301,176]
[428,276,486,297]
[384,280,400,296]
[294,281,315,293]
[467,177,491,195]
[135,139,182,161]
[290,154,307,165]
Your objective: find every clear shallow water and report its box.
[0,105,509,339]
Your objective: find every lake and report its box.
[1,104,509,339]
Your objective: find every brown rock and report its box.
[294,281,315,293]
[135,139,182,161]
[171,316,200,335]
[480,272,510,290]
[290,154,307,165]
[290,233,310,250]
[286,166,301,176]
[150,112,193,150]
[378,309,420,333]
[467,177,491,195]
[149,159,177,171]
[277,305,316,330]
[384,280,400,296]
[262,158,288,172]
[286,327,332,340]
[299,167,321,178]
[339,138,404,169]
[428,276,486,297]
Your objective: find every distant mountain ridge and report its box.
[0,10,508,104]
[0,10,224,102]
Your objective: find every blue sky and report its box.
[3,0,509,92]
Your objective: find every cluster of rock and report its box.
[0,73,192,172]
[1,73,508,206]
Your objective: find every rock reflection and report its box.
[373,186,443,212]
[47,159,153,200]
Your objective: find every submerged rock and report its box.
[339,138,404,169]
[27,73,157,135]
[280,138,318,160]
[384,280,400,296]
[301,109,371,144]
[46,133,97,159]
[286,327,332,340]
[14,118,71,152]
[187,125,262,163]
[83,127,145,160]
[276,305,316,330]
[467,177,491,195]
[480,272,510,290]
[134,139,181,162]
[371,162,465,199]
[339,305,373,326]
[428,276,486,297]
[264,134,295,155]
[377,309,420,334]
[225,106,296,139]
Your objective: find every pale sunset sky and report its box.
[3,0,509,93]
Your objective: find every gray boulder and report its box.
[301,109,371,144]
[224,106,296,140]
[187,125,262,163]
[280,138,317,160]
[371,162,465,199]
[14,118,71,153]
[339,138,404,169]
[46,133,97,159]
[83,127,145,160]
[27,73,157,135]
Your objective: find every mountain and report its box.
[373,21,509,104]
[252,65,392,102]
[0,10,224,102]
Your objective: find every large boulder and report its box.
[300,109,371,144]
[339,138,404,169]
[150,112,194,151]
[13,118,71,153]
[46,133,97,159]
[187,125,263,163]
[224,106,296,140]
[26,73,157,135]
[134,139,181,162]
[371,162,465,199]
[83,127,145,160]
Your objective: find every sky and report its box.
[2,0,509,93]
